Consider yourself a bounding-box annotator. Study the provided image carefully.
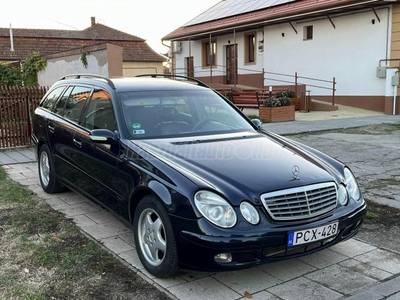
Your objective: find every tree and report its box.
[0,62,22,86]
[0,52,47,87]
[21,52,47,86]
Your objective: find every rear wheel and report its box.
[133,195,179,278]
[38,144,66,193]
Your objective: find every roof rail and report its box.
[59,74,116,89]
[135,74,210,88]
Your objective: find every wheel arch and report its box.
[128,181,172,224]
[36,140,43,153]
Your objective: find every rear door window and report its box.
[53,86,92,123]
[63,86,92,123]
[40,86,66,110]
[54,86,73,115]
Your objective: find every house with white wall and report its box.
[163,0,400,115]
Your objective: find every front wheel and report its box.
[133,195,179,278]
[38,144,66,193]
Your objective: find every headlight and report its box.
[344,168,361,201]
[240,202,260,225]
[194,191,237,228]
[337,184,348,206]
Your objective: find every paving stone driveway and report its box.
[3,162,400,300]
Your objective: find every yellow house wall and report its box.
[391,4,400,114]
[122,62,164,77]
[391,3,400,66]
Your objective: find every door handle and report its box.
[48,124,55,133]
[73,138,82,148]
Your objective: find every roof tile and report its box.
[0,23,165,62]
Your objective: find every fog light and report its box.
[240,201,260,225]
[214,253,232,264]
[338,184,348,206]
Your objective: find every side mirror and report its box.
[251,118,262,129]
[90,129,118,144]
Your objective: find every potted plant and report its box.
[259,95,295,123]
[275,90,301,110]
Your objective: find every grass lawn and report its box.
[0,167,170,300]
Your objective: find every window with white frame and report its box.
[303,26,313,40]
[245,33,256,63]
[202,40,217,67]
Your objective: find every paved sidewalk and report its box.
[3,162,400,300]
[1,112,400,299]
[0,147,36,165]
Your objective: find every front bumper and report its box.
[173,202,367,273]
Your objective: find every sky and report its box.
[1,0,221,54]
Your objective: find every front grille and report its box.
[260,182,337,221]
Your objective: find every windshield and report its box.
[119,89,255,139]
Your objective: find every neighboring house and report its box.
[163,0,400,115]
[0,17,167,80]
[37,42,125,86]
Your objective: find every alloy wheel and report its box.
[137,208,166,266]
[39,150,50,187]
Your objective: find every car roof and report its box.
[53,74,211,93]
[111,77,208,92]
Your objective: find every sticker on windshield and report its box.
[132,123,142,129]
[133,129,145,135]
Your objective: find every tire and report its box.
[133,195,179,278]
[38,144,66,193]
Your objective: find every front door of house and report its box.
[226,45,237,84]
[185,56,194,77]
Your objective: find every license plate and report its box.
[287,221,339,247]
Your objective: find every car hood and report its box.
[131,131,341,204]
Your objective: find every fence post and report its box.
[295,72,298,96]
[332,77,336,106]
[262,68,265,88]
[26,87,32,145]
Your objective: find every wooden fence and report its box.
[0,86,48,148]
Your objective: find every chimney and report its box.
[91,17,96,26]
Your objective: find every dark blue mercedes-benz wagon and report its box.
[32,74,366,278]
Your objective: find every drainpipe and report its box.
[209,34,213,83]
[9,23,14,52]
[162,39,172,74]
[394,71,398,115]
[161,39,170,50]
[188,38,191,58]
[188,38,192,77]
[234,29,237,87]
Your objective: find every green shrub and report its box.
[263,96,292,107]
[0,52,46,87]
[275,90,297,98]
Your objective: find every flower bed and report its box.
[259,105,295,123]
[275,90,300,111]
[259,94,295,123]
